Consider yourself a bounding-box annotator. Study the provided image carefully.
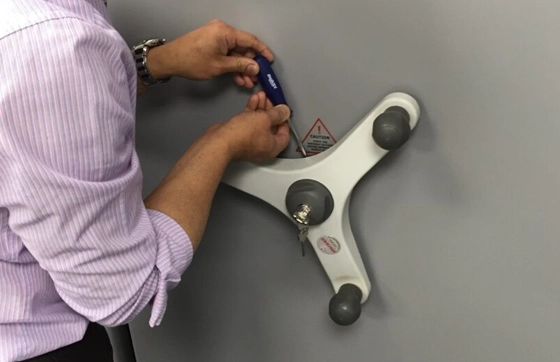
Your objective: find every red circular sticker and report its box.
[317,236,341,255]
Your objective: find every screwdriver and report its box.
[253,55,308,157]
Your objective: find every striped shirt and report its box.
[0,1,193,360]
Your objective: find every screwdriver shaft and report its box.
[287,117,307,157]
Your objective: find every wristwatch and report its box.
[131,38,171,86]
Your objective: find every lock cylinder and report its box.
[285,179,334,226]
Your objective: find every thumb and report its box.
[221,56,259,76]
[266,105,291,126]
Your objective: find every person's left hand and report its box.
[147,19,274,88]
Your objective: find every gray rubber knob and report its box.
[285,180,334,225]
[372,106,411,150]
[329,284,362,326]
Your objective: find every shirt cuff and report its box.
[146,209,194,327]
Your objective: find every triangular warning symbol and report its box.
[296,118,337,155]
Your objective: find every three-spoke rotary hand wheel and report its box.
[223,93,420,325]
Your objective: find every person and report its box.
[0,0,291,361]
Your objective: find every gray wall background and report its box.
[108,0,560,361]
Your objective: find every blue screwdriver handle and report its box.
[254,55,289,107]
[254,55,308,157]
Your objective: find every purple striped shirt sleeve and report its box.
[0,13,193,336]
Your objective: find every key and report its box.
[293,204,312,257]
[298,225,309,257]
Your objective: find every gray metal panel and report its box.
[108,0,560,361]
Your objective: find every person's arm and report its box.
[145,92,289,250]
[0,18,289,328]
[0,18,188,328]
[137,77,148,94]
[137,20,290,247]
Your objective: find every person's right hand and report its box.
[213,91,291,162]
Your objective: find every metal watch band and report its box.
[131,38,171,86]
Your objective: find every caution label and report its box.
[296,118,337,155]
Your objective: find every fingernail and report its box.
[247,64,258,76]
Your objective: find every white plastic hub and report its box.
[222,93,421,303]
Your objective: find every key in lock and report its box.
[292,204,312,257]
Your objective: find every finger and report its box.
[266,105,291,126]
[242,49,257,60]
[277,121,290,138]
[264,98,274,111]
[228,51,256,86]
[220,56,259,77]
[242,74,255,88]
[245,93,260,112]
[230,48,257,60]
[232,29,274,62]
[257,91,267,110]
[228,50,259,87]
[234,73,246,86]
[272,122,290,153]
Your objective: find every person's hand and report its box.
[147,20,273,88]
[211,92,291,162]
